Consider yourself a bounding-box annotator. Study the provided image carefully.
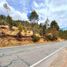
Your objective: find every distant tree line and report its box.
[0,10,66,41]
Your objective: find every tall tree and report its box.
[28,10,39,23]
[50,20,59,31]
[48,20,60,40]
[0,15,7,25]
[42,24,46,35]
[42,18,49,36]
[6,15,13,29]
[0,15,5,20]
[44,18,49,29]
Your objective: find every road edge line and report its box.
[30,47,64,67]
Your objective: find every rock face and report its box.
[0,25,33,47]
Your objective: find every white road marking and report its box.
[30,47,64,67]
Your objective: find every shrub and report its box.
[59,30,67,39]
[46,34,57,41]
[32,35,40,42]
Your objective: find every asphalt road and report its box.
[0,41,67,67]
[34,48,67,67]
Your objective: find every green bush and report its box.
[46,34,57,41]
[32,35,40,42]
[59,30,67,39]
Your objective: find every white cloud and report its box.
[33,1,39,8]
[0,0,6,2]
[11,11,28,21]
[0,0,67,28]
[32,0,67,27]
[0,0,28,21]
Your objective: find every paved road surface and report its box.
[35,48,67,67]
[0,41,67,67]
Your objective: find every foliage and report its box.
[32,35,40,42]
[59,30,67,39]
[0,15,7,25]
[46,34,57,41]
[50,20,59,31]
[39,23,43,35]
[18,22,24,31]
[32,23,41,34]
[6,15,13,29]
[0,14,66,41]
[42,24,46,35]
[40,19,49,36]
[28,10,39,23]
[16,22,23,40]
[44,18,49,29]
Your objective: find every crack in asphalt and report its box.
[0,56,30,67]
[17,56,30,66]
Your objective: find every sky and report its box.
[0,0,67,28]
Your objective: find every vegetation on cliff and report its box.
[0,10,66,47]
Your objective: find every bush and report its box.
[46,34,57,41]
[32,35,40,42]
[59,30,67,39]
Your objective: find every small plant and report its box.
[46,34,57,41]
[32,35,40,42]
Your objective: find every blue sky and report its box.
[0,0,67,28]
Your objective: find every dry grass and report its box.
[0,37,33,47]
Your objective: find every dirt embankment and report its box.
[0,25,64,47]
[0,37,64,47]
[0,36,33,47]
